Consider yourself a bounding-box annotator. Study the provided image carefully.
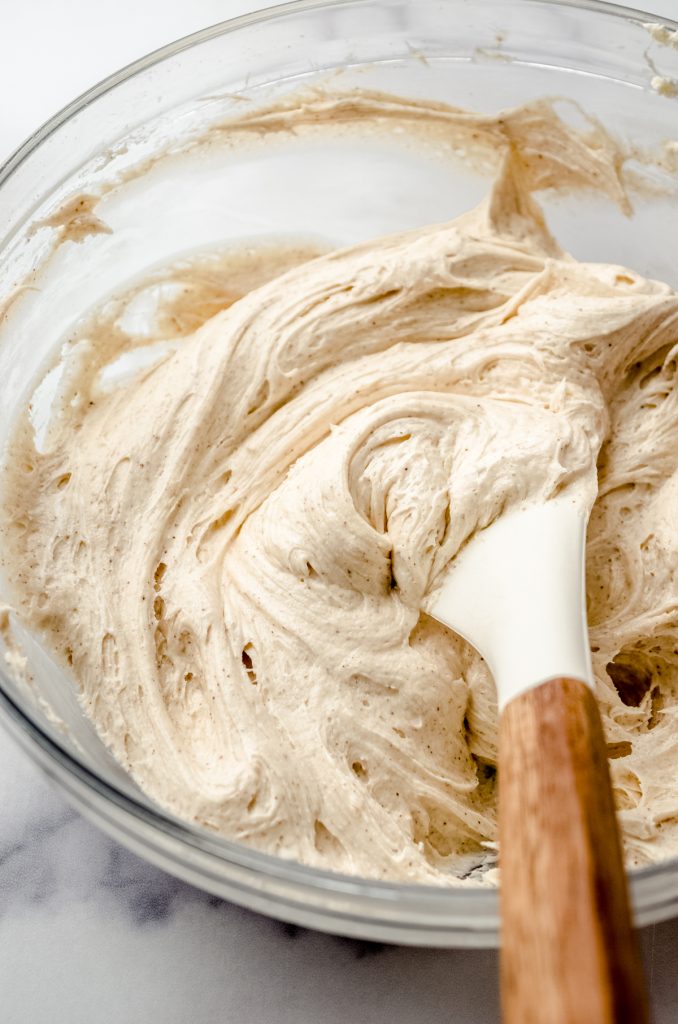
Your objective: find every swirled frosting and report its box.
[2,93,678,883]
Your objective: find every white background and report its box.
[1,2,678,1023]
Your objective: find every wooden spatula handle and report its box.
[499,676,648,1024]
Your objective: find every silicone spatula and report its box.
[429,496,648,1024]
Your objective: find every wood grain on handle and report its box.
[499,677,648,1024]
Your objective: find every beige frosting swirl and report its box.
[2,94,678,883]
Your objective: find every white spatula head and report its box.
[427,496,594,710]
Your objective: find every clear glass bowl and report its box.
[1,0,678,947]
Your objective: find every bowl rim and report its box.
[1,0,677,920]
[2,0,677,193]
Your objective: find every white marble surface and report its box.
[1,2,678,1022]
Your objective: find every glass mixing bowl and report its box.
[1,0,678,947]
